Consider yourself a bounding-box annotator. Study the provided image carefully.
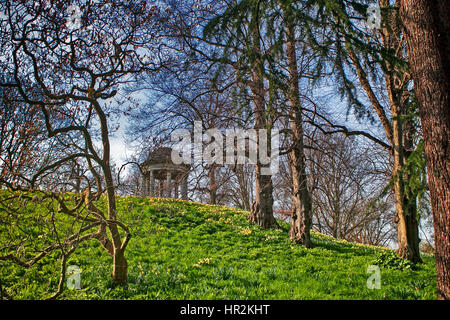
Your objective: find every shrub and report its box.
[373,250,417,271]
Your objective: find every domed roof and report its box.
[143,147,173,165]
[142,147,190,169]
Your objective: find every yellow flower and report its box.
[240,227,252,235]
[194,258,212,267]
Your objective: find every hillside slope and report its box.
[0,196,436,299]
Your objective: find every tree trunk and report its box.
[250,113,277,228]
[248,14,277,229]
[289,160,313,247]
[112,249,128,285]
[105,171,129,285]
[209,165,217,205]
[85,182,129,286]
[392,110,422,263]
[98,102,130,286]
[347,11,422,262]
[401,124,421,263]
[393,174,421,263]
[235,165,251,211]
[400,0,450,300]
[250,170,277,228]
[284,9,313,247]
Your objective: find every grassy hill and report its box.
[0,195,437,299]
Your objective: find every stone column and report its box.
[181,175,188,200]
[165,171,172,198]
[142,175,148,197]
[159,179,164,197]
[174,181,179,199]
[149,170,155,197]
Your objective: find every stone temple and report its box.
[141,147,190,200]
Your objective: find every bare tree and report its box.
[0,0,168,297]
[0,82,43,188]
[308,134,396,246]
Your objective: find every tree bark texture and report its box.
[248,14,277,229]
[284,11,313,247]
[400,0,450,299]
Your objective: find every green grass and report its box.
[0,194,437,300]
